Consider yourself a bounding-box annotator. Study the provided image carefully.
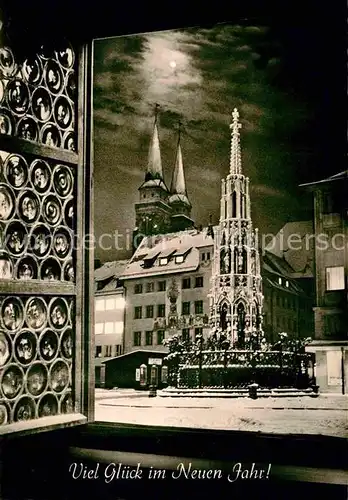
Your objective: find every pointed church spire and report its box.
[168,121,194,231]
[229,108,242,175]
[146,103,163,180]
[170,121,187,196]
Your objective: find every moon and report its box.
[169,60,177,69]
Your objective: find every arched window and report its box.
[232,190,237,217]
[242,247,247,274]
[219,301,230,331]
[236,302,246,347]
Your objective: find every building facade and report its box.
[209,109,263,346]
[262,251,314,344]
[94,260,128,386]
[120,229,213,353]
[301,171,348,393]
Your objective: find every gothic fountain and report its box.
[159,109,317,398]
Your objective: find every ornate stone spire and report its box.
[146,103,163,180]
[229,108,242,175]
[209,108,264,348]
[170,122,187,196]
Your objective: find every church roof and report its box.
[168,193,191,206]
[300,170,348,188]
[120,228,214,279]
[170,141,187,189]
[169,133,191,207]
[139,178,168,191]
[146,118,164,181]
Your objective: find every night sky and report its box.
[93,21,341,264]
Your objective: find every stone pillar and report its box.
[226,178,232,219]
[246,177,251,218]
[236,178,241,219]
[255,228,260,275]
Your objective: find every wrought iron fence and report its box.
[168,349,316,389]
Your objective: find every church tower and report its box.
[134,105,172,240]
[168,122,194,232]
[209,109,263,347]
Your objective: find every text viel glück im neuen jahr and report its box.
[69,462,272,483]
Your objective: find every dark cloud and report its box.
[93,23,325,263]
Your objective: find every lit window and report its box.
[159,258,168,266]
[326,266,345,291]
[115,297,126,309]
[104,322,114,334]
[105,298,116,310]
[96,299,105,311]
[278,277,282,285]
[95,323,104,334]
[175,255,184,264]
[285,280,289,288]
[114,321,124,334]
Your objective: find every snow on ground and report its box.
[94,391,348,438]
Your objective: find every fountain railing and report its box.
[167,349,316,389]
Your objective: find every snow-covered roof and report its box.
[120,228,214,280]
[94,260,129,282]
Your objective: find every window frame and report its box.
[133,331,142,347]
[182,277,191,289]
[146,282,154,293]
[145,330,153,346]
[194,300,204,314]
[157,280,166,292]
[325,266,345,291]
[0,41,95,437]
[182,301,190,315]
[157,303,166,317]
[146,304,154,318]
[195,276,204,288]
[156,330,165,345]
[134,306,142,319]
